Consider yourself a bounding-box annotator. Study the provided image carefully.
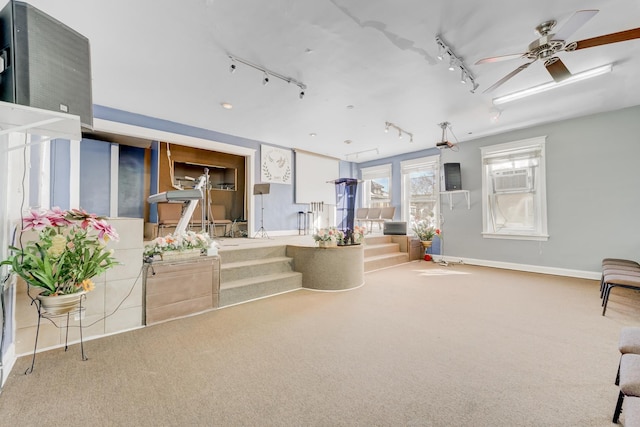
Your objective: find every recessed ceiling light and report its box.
[344,139,352,144]
[309,133,317,137]
[346,105,354,110]
[220,102,233,110]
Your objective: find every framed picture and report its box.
[261,145,292,184]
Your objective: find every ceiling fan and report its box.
[476,9,640,93]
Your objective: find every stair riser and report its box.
[221,260,294,282]
[364,236,392,245]
[219,245,288,264]
[364,254,410,272]
[364,244,400,257]
[220,275,302,307]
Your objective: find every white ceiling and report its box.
[23,0,640,162]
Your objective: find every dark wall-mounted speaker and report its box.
[0,0,93,128]
[443,162,462,191]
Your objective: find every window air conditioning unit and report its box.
[491,168,533,193]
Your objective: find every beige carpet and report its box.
[1,262,639,426]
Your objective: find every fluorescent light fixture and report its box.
[492,64,613,105]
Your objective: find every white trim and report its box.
[93,119,255,157]
[1,343,16,387]
[435,255,600,280]
[481,136,548,240]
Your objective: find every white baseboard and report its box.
[435,255,601,280]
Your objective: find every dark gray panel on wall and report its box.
[0,1,93,128]
[118,145,145,218]
[79,139,110,216]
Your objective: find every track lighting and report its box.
[437,44,445,61]
[448,57,457,71]
[436,36,478,94]
[384,121,413,143]
[228,53,307,99]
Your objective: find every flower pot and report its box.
[421,240,433,249]
[37,291,86,315]
[160,248,202,261]
[318,241,337,248]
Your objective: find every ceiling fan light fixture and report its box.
[492,63,612,105]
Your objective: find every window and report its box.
[400,155,440,228]
[361,164,391,208]
[481,137,548,240]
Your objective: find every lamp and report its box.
[385,121,413,143]
[492,64,613,105]
[436,36,479,93]
[228,53,307,98]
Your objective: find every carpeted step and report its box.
[219,272,302,307]
[221,257,294,282]
[364,252,410,272]
[364,235,392,245]
[218,245,288,264]
[364,242,401,258]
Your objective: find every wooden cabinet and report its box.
[143,256,220,325]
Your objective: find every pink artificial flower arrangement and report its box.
[2,208,119,295]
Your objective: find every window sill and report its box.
[482,232,549,242]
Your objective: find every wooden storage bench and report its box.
[143,256,220,325]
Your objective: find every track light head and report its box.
[262,73,269,85]
[229,63,236,73]
[460,71,467,84]
[299,90,305,99]
[448,57,457,71]
[384,122,390,133]
[398,130,403,139]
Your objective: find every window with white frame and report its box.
[400,155,440,228]
[481,137,548,240]
[361,164,391,208]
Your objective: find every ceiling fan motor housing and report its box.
[527,35,565,59]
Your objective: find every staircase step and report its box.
[218,245,288,264]
[364,242,401,257]
[364,252,410,272]
[221,257,294,282]
[364,235,392,245]
[220,272,302,307]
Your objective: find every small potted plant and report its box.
[1,208,120,314]
[312,227,343,248]
[143,231,212,260]
[411,220,442,249]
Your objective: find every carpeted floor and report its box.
[1,261,639,426]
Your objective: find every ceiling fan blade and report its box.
[544,57,571,82]
[574,27,640,50]
[482,61,536,93]
[475,53,527,65]
[552,9,598,41]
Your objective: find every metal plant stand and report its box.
[26,293,87,375]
